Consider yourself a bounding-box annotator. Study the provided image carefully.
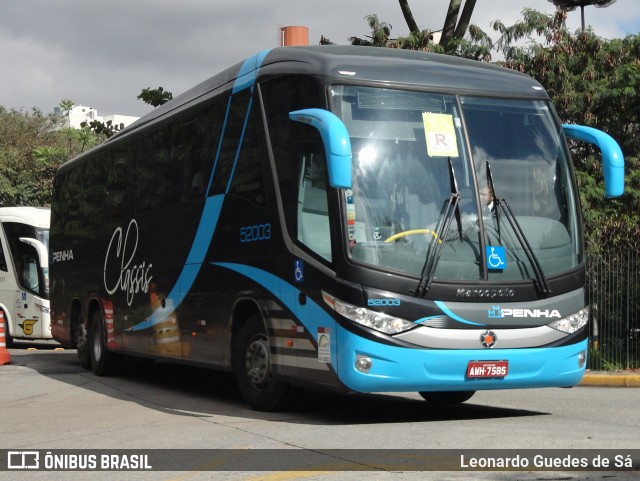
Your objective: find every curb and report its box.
[580,371,640,387]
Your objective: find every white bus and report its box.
[0,207,50,346]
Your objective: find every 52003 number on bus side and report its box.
[240,223,272,243]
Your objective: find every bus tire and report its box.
[74,312,90,369]
[234,314,286,411]
[419,391,476,404]
[3,310,13,348]
[89,310,119,376]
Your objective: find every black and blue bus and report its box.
[50,46,624,410]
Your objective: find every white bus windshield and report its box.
[333,85,581,283]
[4,222,49,298]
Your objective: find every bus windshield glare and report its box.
[333,85,581,283]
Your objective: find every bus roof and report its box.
[138,46,548,129]
[262,46,548,97]
[0,207,50,228]
[59,46,550,173]
[125,46,549,136]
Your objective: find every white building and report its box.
[59,105,139,129]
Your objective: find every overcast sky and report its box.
[1,0,637,118]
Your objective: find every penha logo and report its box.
[52,250,74,263]
[103,219,153,306]
[488,305,561,319]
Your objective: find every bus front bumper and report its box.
[336,332,587,393]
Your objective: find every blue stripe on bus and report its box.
[208,49,271,196]
[129,51,273,332]
[213,262,339,368]
[206,95,233,196]
[414,316,443,324]
[434,300,485,326]
[233,49,272,94]
[225,94,254,194]
[130,195,224,331]
[213,262,335,333]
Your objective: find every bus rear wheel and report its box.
[234,314,286,411]
[89,310,119,376]
[419,391,476,404]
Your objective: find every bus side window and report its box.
[171,108,215,201]
[297,151,331,262]
[0,238,7,272]
[106,147,133,219]
[259,75,323,242]
[227,97,267,206]
[210,90,252,196]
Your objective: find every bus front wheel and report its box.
[419,391,476,404]
[89,310,119,376]
[234,314,286,411]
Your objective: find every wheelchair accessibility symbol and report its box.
[486,246,506,271]
[294,259,304,282]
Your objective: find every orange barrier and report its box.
[0,312,11,365]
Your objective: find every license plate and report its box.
[466,360,508,378]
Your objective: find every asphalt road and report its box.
[1,341,639,481]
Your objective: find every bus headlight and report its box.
[547,307,589,334]
[322,291,416,335]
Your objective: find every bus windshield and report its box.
[3,222,49,298]
[333,85,581,283]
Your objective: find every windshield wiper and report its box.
[485,160,551,297]
[414,157,462,297]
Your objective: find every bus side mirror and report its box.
[19,237,49,296]
[289,108,352,189]
[562,124,624,198]
[19,237,49,269]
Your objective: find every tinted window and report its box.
[227,96,266,206]
[260,76,323,240]
[209,90,251,196]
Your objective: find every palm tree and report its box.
[349,1,478,53]
[350,14,394,47]
[59,99,75,116]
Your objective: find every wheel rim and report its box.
[244,335,271,389]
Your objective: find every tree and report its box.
[137,86,173,107]
[349,14,394,47]
[0,84,176,208]
[60,126,98,155]
[438,0,478,51]
[0,107,70,206]
[487,9,640,252]
[82,89,179,141]
[73,126,99,153]
[80,119,123,140]
[345,1,478,53]
[59,99,75,117]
